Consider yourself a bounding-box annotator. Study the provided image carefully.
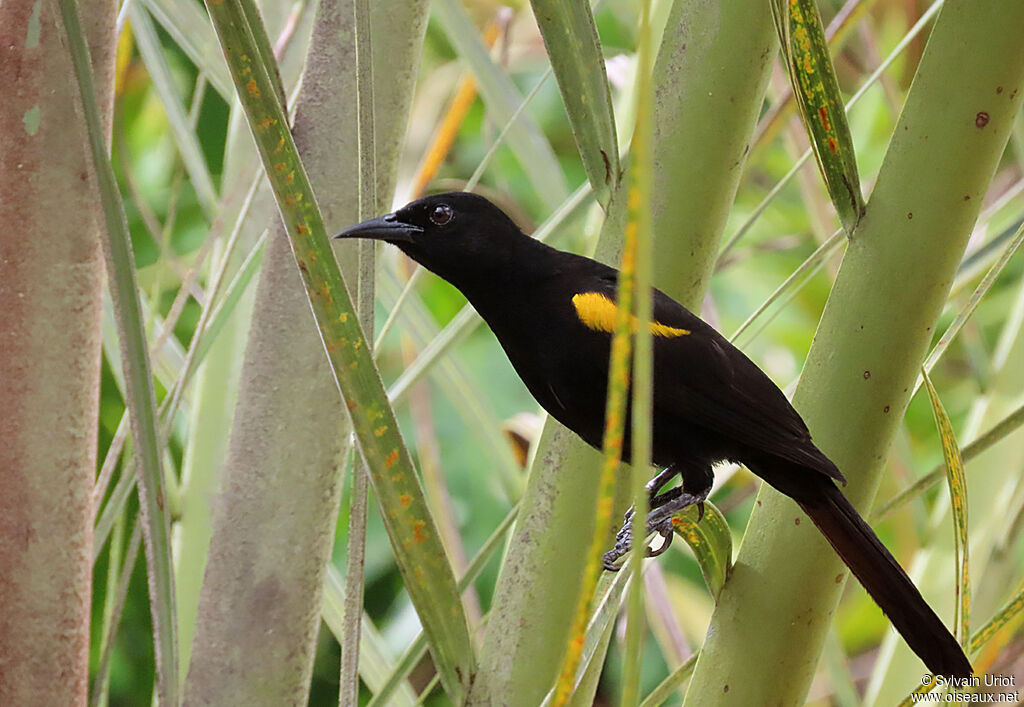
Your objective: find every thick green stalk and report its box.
[0,0,115,701]
[650,0,776,308]
[170,6,317,652]
[172,3,299,690]
[684,1,1024,702]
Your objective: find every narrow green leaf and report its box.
[638,653,698,707]
[464,68,554,194]
[322,566,417,707]
[236,0,288,112]
[720,0,943,258]
[529,0,619,206]
[922,370,971,646]
[753,0,877,152]
[770,0,865,233]
[340,0,378,701]
[366,506,518,707]
[95,215,266,563]
[130,4,220,218]
[90,519,144,707]
[873,401,1024,521]
[201,0,474,698]
[623,1,656,701]
[969,578,1024,654]
[564,619,614,707]
[191,231,267,366]
[729,229,845,345]
[141,0,233,99]
[919,220,1024,392]
[670,501,733,600]
[58,0,179,701]
[554,142,634,707]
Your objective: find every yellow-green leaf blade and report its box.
[671,501,733,600]
[58,0,180,700]
[970,579,1024,655]
[922,369,971,646]
[873,401,1024,522]
[770,0,865,233]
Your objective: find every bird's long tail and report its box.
[792,475,971,677]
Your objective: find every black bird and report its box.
[335,191,972,678]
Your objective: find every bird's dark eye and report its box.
[429,204,453,226]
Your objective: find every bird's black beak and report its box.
[332,213,421,243]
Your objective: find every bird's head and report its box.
[333,192,527,286]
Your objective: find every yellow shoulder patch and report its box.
[571,292,690,338]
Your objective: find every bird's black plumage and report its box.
[335,191,972,678]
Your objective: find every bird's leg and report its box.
[646,466,678,502]
[602,467,680,570]
[603,463,714,571]
[679,463,714,522]
[603,465,677,570]
[605,487,682,569]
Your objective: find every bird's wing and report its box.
[579,273,840,479]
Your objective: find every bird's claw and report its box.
[602,511,635,571]
[646,521,675,557]
[601,511,678,571]
[601,488,710,571]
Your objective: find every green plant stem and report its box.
[622,0,655,702]
[340,0,376,702]
[58,0,179,700]
[94,511,126,707]
[90,520,143,707]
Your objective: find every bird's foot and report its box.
[603,515,674,571]
[602,487,709,571]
